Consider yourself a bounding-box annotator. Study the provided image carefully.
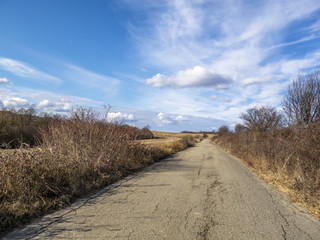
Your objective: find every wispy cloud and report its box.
[268,34,320,50]
[241,76,272,86]
[125,0,319,78]
[0,57,62,84]
[126,0,212,69]
[63,63,120,93]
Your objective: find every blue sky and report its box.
[0,0,319,132]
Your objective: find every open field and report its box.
[137,131,213,156]
[139,131,214,146]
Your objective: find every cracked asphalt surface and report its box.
[4,139,320,239]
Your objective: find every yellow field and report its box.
[137,131,215,147]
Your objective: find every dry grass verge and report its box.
[214,123,320,219]
[0,109,197,235]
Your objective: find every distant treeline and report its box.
[181,131,214,133]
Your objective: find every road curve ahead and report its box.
[4,139,320,240]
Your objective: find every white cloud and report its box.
[146,66,232,88]
[106,112,134,122]
[3,97,30,108]
[157,112,188,125]
[157,112,172,124]
[0,57,62,84]
[0,77,9,84]
[38,99,54,108]
[36,99,73,112]
[38,99,72,112]
[174,115,187,121]
[241,76,272,86]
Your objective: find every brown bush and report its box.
[0,109,53,148]
[218,125,230,135]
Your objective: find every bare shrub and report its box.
[240,105,283,131]
[136,126,154,140]
[235,123,246,133]
[283,69,320,125]
[202,132,208,138]
[0,108,52,148]
[218,125,230,135]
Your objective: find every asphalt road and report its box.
[4,139,320,239]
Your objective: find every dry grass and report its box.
[138,131,204,155]
[139,131,204,146]
[214,123,320,219]
[0,109,199,235]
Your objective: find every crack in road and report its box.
[262,180,317,240]
[264,186,292,240]
[292,222,314,240]
[198,181,219,240]
[153,202,160,213]
[183,207,194,231]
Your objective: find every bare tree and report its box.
[240,106,283,131]
[282,69,320,125]
[218,125,230,135]
[235,123,246,133]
